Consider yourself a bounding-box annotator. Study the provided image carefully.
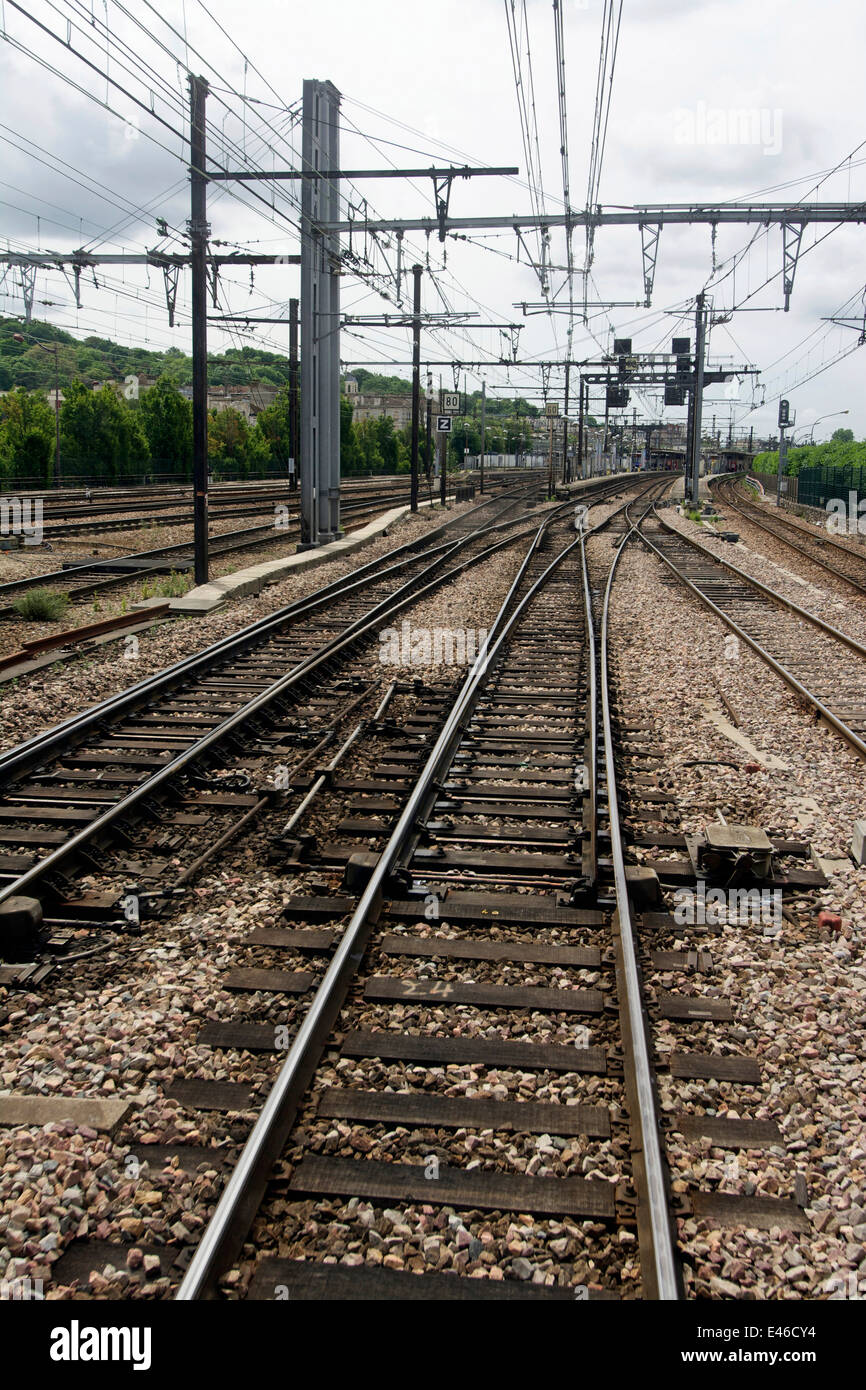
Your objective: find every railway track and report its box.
[712,476,866,596]
[634,506,866,760]
[28,485,416,541]
[3,471,538,539]
[165,476,826,1303]
[3,475,413,527]
[0,487,426,613]
[0,473,688,1299]
[596,498,839,1300]
[0,479,643,927]
[0,471,838,1302]
[154,475,679,1301]
[0,487,558,931]
[0,476,528,619]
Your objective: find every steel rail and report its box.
[0,489,535,782]
[175,477,674,1298]
[0,498,420,610]
[599,515,681,1302]
[0,509,553,909]
[637,513,866,762]
[0,486,472,601]
[710,478,866,593]
[28,484,412,524]
[579,532,598,885]
[0,478,639,901]
[712,474,864,560]
[654,510,866,659]
[0,537,457,777]
[175,501,599,1298]
[29,489,420,541]
[0,476,636,780]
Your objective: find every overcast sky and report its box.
[1,0,864,441]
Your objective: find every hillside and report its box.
[0,317,294,393]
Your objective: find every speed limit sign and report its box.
[441,393,460,412]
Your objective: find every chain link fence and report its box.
[796,462,866,511]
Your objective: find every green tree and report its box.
[354,417,386,473]
[449,419,481,465]
[340,395,362,475]
[398,421,436,476]
[207,406,268,478]
[59,383,150,481]
[831,427,854,443]
[139,377,193,476]
[350,369,413,396]
[505,417,533,455]
[0,387,56,482]
[255,387,293,472]
[374,414,403,473]
[484,423,506,454]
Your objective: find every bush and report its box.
[11,588,70,621]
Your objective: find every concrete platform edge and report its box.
[169,500,435,614]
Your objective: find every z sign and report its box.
[436,416,453,433]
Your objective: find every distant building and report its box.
[178,382,279,420]
[343,376,413,431]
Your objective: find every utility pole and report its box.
[288,297,299,492]
[188,73,210,586]
[439,373,447,506]
[409,264,422,513]
[563,363,571,483]
[577,376,585,479]
[425,372,433,491]
[684,385,695,496]
[300,79,342,546]
[547,412,555,497]
[776,426,789,504]
[49,342,60,487]
[775,399,791,505]
[689,292,707,506]
[479,379,486,494]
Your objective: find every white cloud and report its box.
[0,0,863,436]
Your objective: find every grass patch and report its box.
[12,589,70,622]
[139,570,190,600]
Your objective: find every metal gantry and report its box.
[6,67,866,571]
[300,79,342,545]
